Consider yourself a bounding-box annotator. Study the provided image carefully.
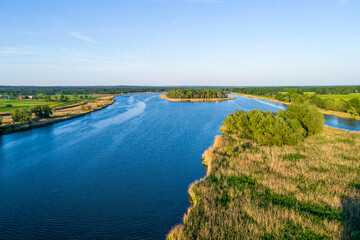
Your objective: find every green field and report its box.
[0,94,101,113]
[315,93,360,100]
[0,99,76,113]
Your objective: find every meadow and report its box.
[167,126,360,239]
[316,93,360,101]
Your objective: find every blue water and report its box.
[0,93,358,240]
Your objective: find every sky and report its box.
[0,0,359,86]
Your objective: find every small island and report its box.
[161,88,236,102]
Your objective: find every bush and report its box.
[10,109,32,123]
[0,115,2,125]
[220,103,323,146]
[31,105,53,118]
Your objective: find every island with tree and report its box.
[160,88,235,102]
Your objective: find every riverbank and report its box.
[160,94,236,102]
[167,126,360,239]
[0,95,116,135]
[231,92,360,121]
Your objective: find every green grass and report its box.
[0,99,77,113]
[0,94,100,112]
[316,93,360,100]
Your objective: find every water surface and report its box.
[0,93,358,239]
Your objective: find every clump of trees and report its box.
[167,88,228,99]
[220,103,324,146]
[10,109,32,123]
[31,105,53,118]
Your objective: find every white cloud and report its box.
[68,31,98,44]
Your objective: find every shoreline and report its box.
[167,126,360,239]
[160,94,236,102]
[0,92,164,135]
[0,95,116,135]
[231,92,360,121]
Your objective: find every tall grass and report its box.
[167,126,360,239]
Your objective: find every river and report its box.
[0,93,358,239]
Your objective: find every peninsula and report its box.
[168,104,360,239]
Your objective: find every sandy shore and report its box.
[160,94,236,102]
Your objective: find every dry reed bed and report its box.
[167,126,360,239]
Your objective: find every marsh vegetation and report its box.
[168,104,360,239]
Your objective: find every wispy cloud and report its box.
[0,47,48,57]
[68,31,98,44]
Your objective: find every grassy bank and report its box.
[232,92,360,121]
[0,95,115,135]
[160,94,236,102]
[167,126,360,239]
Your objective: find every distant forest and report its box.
[1,85,359,96]
[0,86,170,96]
[166,88,228,99]
[231,86,360,96]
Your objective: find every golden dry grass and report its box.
[167,126,360,239]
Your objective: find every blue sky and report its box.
[0,0,359,86]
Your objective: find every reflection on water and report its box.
[324,114,360,131]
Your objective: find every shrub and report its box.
[10,109,32,123]
[0,115,2,125]
[31,105,53,118]
[220,103,323,146]
[281,103,324,136]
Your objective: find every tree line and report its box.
[232,86,360,96]
[166,88,228,99]
[10,105,53,123]
[0,86,170,96]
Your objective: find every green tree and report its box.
[347,107,358,119]
[43,95,52,102]
[10,92,18,99]
[281,103,324,136]
[73,92,78,100]
[31,105,53,118]
[10,109,32,123]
